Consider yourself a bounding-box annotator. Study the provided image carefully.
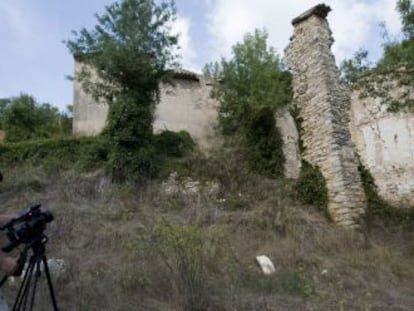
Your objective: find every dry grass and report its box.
[0,153,413,310]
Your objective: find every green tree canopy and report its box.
[397,0,414,38]
[340,1,414,111]
[66,0,179,182]
[0,98,11,130]
[204,29,291,136]
[1,94,71,142]
[380,0,414,68]
[204,29,291,178]
[339,49,372,84]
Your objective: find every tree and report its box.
[340,49,371,84]
[66,0,179,182]
[204,29,291,177]
[341,1,414,111]
[0,98,11,130]
[205,29,291,136]
[2,94,72,142]
[397,0,414,38]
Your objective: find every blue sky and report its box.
[0,0,402,111]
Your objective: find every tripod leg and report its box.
[13,260,35,311]
[42,256,59,311]
[28,261,42,311]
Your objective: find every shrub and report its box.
[1,94,71,142]
[126,218,213,310]
[154,130,195,157]
[0,136,109,170]
[359,164,414,226]
[295,161,329,217]
[245,107,285,178]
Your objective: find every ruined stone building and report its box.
[285,4,366,227]
[73,3,414,227]
[73,63,219,148]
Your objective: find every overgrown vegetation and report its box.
[245,107,285,178]
[0,94,71,142]
[66,0,179,183]
[125,218,214,310]
[294,161,329,218]
[0,130,194,180]
[154,130,195,158]
[289,105,329,215]
[340,0,414,112]
[339,0,414,225]
[1,1,413,310]
[0,136,109,171]
[359,164,414,227]
[204,29,291,177]
[2,147,413,310]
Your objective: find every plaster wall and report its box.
[154,78,219,148]
[73,61,109,136]
[276,107,301,179]
[350,86,414,207]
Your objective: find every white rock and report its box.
[255,255,276,275]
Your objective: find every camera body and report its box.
[1,204,54,253]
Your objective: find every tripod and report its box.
[12,236,59,311]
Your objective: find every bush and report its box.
[125,218,213,310]
[245,107,285,178]
[1,94,72,142]
[359,164,414,226]
[109,142,158,184]
[154,130,195,157]
[295,161,329,217]
[0,136,109,171]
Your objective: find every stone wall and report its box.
[285,4,366,227]
[72,60,219,148]
[275,107,301,179]
[350,84,414,207]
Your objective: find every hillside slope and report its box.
[0,150,413,310]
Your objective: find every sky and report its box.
[0,0,403,111]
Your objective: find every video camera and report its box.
[0,204,54,253]
[0,203,60,310]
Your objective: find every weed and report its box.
[294,161,329,218]
[359,164,414,227]
[125,218,215,310]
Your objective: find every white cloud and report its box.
[0,1,49,59]
[0,2,32,44]
[204,0,402,64]
[171,15,198,71]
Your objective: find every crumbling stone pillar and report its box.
[285,4,366,227]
